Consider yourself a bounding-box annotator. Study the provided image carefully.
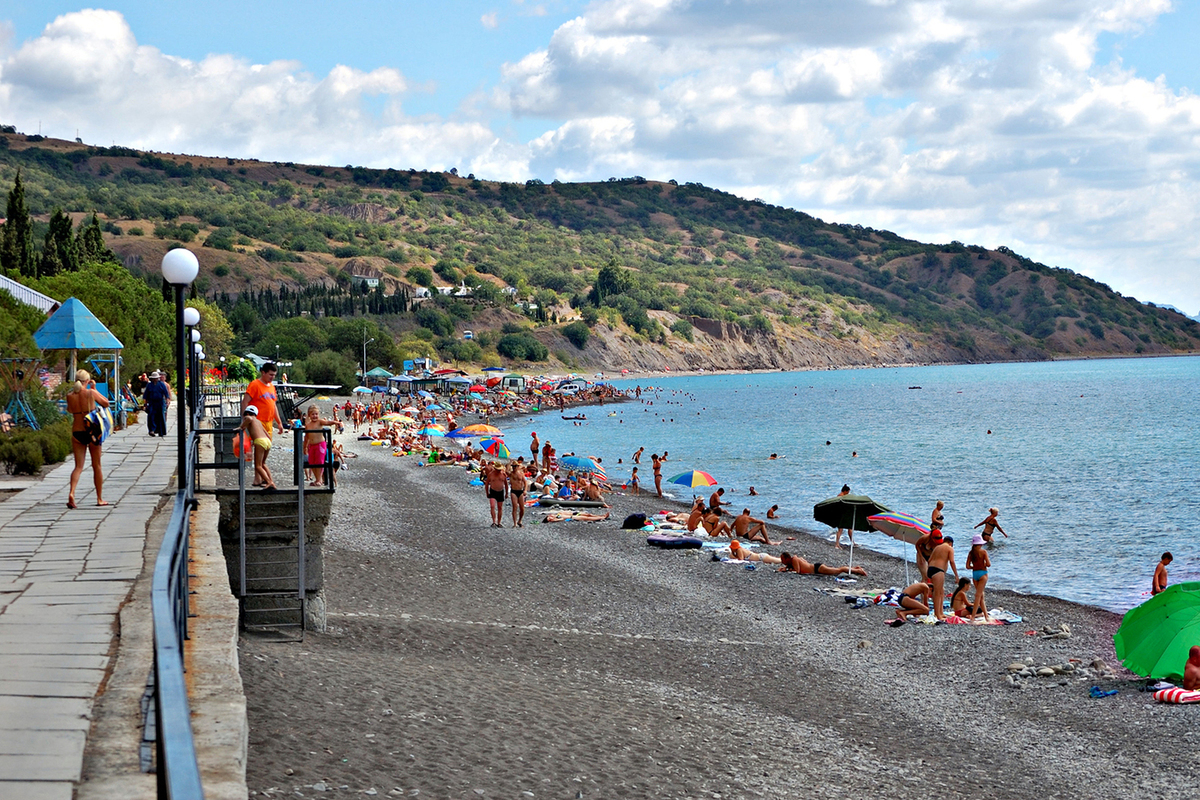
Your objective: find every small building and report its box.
[501,374,526,392]
[353,275,380,290]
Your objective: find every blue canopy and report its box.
[33,297,123,351]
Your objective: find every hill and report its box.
[2,129,1198,378]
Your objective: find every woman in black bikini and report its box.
[508,462,527,528]
[66,369,110,509]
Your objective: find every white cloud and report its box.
[3,4,1200,312]
[481,12,500,29]
[0,9,519,176]
[495,0,1200,312]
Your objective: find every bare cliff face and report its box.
[537,314,1046,373]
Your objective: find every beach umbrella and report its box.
[417,390,433,398]
[1114,582,1200,680]
[560,455,606,477]
[352,386,372,394]
[462,423,502,435]
[445,429,475,439]
[868,511,930,583]
[416,426,445,437]
[479,438,511,458]
[425,404,444,411]
[814,494,891,581]
[667,470,719,488]
[866,511,930,545]
[401,405,420,413]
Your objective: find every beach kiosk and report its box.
[33,297,125,425]
[363,366,394,389]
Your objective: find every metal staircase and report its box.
[238,474,306,640]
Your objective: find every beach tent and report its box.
[33,297,124,397]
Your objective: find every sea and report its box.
[501,356,1200,613]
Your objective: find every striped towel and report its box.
[1153,687,1200,704]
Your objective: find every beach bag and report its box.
[84,406,113,445]
[622,513,648,529]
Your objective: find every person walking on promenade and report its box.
[652,454,663,497]
[66,369,110,509]
[142,370,170,436]
[242,363,284,485]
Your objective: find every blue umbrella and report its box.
[418,390,433,398]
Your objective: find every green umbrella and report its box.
[813,494,891,531]
[1113,582,1200,680]
[812,494,890,579]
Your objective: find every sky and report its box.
[2,1,1199,313]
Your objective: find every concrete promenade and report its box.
[0,421,176,800]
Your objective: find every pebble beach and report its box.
[239,404,1200,800]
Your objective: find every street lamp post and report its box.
[162,250,200,486]
[362,331,374,387]
[188,327,201,427]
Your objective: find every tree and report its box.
[38,234,63,278]
[561,321,590,349]
[406,266,434,287]
[1,172,36,278]
[186,298,235,359]
[258,317,327,360]
[587,259,634,306]
[302,350,358,392]
[41,210,79,276]
[77,213,116,264]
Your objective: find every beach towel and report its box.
[1153,687,1200,704]
[84,406,113,445]
[943,615,1006,625]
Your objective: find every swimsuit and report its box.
[73,430,93,445]
[307,441,327,466]
[253,437,272,450]
[488,488,506,502]
[511,488,525,499]
[927,566,945,578]
[972,569,988,580]
[810,562,823,574]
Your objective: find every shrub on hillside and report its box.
[497,332,548,361]
[561,321,590,349]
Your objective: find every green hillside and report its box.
[2,129,1197,381]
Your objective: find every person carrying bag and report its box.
[67,369,111,509]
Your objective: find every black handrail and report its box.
[150,409,205,798]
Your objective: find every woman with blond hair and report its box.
[66,369,110,508]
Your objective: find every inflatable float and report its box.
[646,534,704,549]
[537,498,608,508]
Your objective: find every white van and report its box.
[462,330,474,340]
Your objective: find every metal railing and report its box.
[150,413,205,799]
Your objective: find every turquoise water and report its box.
[504,357,1200,612]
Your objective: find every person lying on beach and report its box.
[1184,646,1200,691]
[895,581,932,621]
[702,508,732,538]
[543,511,611,523]
[777,552,867,577]
[973,507,1008,542]
[1153,552,1172,595]
[927,534,958,621]
[950,578,973,618]
[767,505,780,519]
[733,509,778,544]
[729,540,782,564]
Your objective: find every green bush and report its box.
[497,332,548,361]
[301,350,359,393]
[670,319,694,342]
[561,321,590,349]
[0,418,70,475]
[0,440,43,475]
[406,266,434,287]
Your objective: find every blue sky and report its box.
[3,2,1200,313]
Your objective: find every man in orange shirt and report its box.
[242,362,284,445]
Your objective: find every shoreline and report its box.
[238,431,1198,799]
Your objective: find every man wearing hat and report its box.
[142,370,171,437]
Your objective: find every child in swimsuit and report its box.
[241,407,276,490]
[950,577,973,617]
[965,534,991,622]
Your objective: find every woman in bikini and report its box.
[973,507,1008,543]
[777,552,867,577]
[66,369,110,509]
[895,581,932,621]
[508,462,528,528]
[729,540,782,564]
[965,534,991,622]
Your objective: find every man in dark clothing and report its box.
[143,371,171,436]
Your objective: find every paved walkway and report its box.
[0,420,177,800]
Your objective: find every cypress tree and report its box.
[39,234,63,277]
[1,171,36,277]
[77,212,114,265]
[45,209,79,273]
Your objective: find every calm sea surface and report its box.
[502,356,1200,612]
